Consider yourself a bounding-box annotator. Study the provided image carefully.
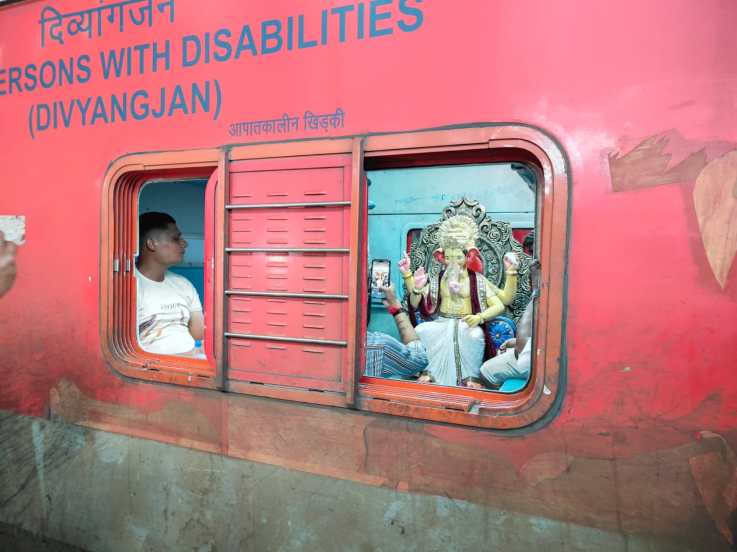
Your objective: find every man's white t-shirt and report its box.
[136,270,202,355]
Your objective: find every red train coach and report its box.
[1,0,736,550]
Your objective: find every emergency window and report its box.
[223,153,362,406]
[101,162,218,388]
[102,125,568,429]
[364,163,536,392]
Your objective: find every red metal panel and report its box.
[228,252,348,294]
[225,154,354,397]
[227,340,344,392]
[228,297,346,341]
[229,166,348,204]
[229,207,349,249]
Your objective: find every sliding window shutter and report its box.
[223,152,363,406]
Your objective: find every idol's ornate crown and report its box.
[438,215,479,251]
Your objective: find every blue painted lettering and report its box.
[286,16,294,50]
[36,103,50,131]
[77,55,91,84]
[213,28,232,62]
[234,25,257,58]
[357,3,366,39]
[100,48,128,79]
[132,43,150,74]
[90,96,109,125]
[110,93,127,123]
[23,64,37,92]
[152,40,171,72]
[131,90,149,120]
[321,9,329,46]
[8,67,22,93]
[75,97,91,126]
[191,81,210,114]
[398,0,424,32]
[182,35,201,67]
[298,15,317,48]
[370,0,394,38]
[331,5,354,42]
[167,84,188,117]
[261,19,283,55]
[39,61,56,89]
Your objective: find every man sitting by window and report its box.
[480,260,540,389]
[365,284,428,379]
[136,212,204,356]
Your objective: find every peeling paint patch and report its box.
[689,431,737,546]
[30,421,47,518]
[383,500,403,527]
[94,432,128,464]
[519,452,573,486]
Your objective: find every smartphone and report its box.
[370,259,391,300]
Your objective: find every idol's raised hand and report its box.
[398,251,411,275]
[503,252,520,271]
[413,266,428,289]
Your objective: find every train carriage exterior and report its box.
[1,0,737,550]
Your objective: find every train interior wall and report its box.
[138,179,207,303]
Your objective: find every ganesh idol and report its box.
[399,214,519,388]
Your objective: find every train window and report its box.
[101,154,219,389]
[221,151,362,407]
[356,127,569,429]
[137,180,207,359]
[364,164,536,393]
[101,126,568,428]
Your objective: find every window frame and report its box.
[101,125,568,429]
[353,127,567,429]
[100,149,224,389]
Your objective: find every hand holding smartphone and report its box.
[370,259,391,299]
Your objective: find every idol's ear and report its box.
[432,248,445,264]
[466,247,484,273]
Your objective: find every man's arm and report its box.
[514,300,534,357]
[381,284,420,345]
[0,231,17,297]
[189,311,204,341]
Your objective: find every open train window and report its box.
[364,164,536,394]
[101,126,568,428]
[101,152,220,388]
[137,180,207,358]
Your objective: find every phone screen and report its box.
[370,259,391,299]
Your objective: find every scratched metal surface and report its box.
[0,411,718,551]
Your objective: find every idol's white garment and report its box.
[415,317,485,386]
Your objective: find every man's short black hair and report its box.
[139,212,176,247]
